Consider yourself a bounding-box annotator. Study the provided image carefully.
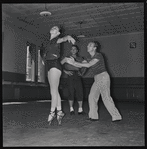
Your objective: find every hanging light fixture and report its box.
[40,3,51,17]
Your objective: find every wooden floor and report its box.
[3,100,144,146]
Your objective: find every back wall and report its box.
[62,32,144,78]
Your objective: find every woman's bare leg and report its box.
[48,68,61,110]
[47,68,64,125]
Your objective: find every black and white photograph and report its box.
[2,2,145,146]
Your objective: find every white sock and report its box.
[57,106,61,111]
[78,107,83,112]
[70,107,74,112]
[51,107,55,112]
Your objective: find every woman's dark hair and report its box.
[59,25,65,34]
[93,41,101,52]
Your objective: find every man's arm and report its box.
[66,57,99,68]
[63,69,73,76]
[61,57,67,65]
[61,56,80,70]
[75,59,99,68]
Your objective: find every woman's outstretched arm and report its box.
[57,35,75,44]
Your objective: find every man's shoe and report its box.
[90,118,99,121]
[87,118,99,121]
[70,111,75,115]
[112,119,122,122]
[112,117,122,122]
[78,111,85,115]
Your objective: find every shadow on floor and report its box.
[3,100,144,146]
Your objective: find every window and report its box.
[2,32,4,53]
[26,44,35,82]
[26,42,46,83]
[38,49,45,83]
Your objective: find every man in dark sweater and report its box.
[61,45,85,115]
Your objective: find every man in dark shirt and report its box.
[61,45,85,115]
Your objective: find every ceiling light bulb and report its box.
[40,11,51,17]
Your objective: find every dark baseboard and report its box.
[2,71,40,83]
[3,71,26,82]
[60,77,144,86]
[59,77,144,102]
[2,71,144,86]
[2,71,144,102]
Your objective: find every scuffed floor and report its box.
[3,100,144,146]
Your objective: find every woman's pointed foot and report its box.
[48,111,56,125]
[57,110,65,126]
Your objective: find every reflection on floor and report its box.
[3,100,144,146]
